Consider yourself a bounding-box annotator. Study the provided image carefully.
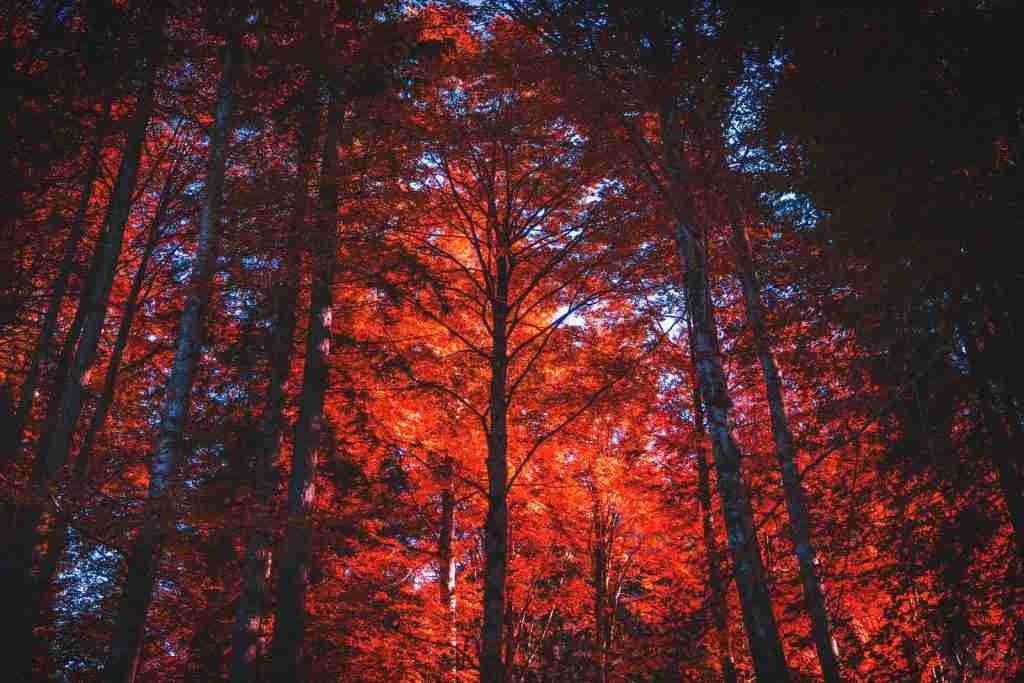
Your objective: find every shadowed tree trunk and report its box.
[0,22,164,677]
[695,441,739,683]
[687,366,738,683]
[658,104,789,681]
[31,152,179,674]
[30,55,158,502]
[102,28,238,683]
[229,78,321,683]
[590,500,616,683]
[730,215,843,682]
[268,88,343,683]
[3,93,112,473]
[480,217,511,683]
[70,169,175,499]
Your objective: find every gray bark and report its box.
[696,443,739,683]
[31,157,176,671]
[439,461,459,681]
[960,315,1024,557]
[0,38,162,681]
[684,288,737,683]
[731,218,843,682]
[677,220,787,681]
[687,371,738,683]
[229,80,321,683]
[658,106,789,681]
[480,222,510,683]
[101,30,238,682]
[268,90,343,683]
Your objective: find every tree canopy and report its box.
[0,1,1020,681]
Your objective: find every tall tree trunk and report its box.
[32,156,177,643]
[32,56,157,494]
[74,171,175,493]
[3,93,113,472]
[695,442,739,683]
[438,460,459,681]
[480,224,511,683]
[268,90,343,683]
[658,106,789,682]
[730,217,843,682]
[683,307,738,683]
[229,80,321,683]
[101,30,238,683]
[687,360,738,683]
[592,506,609,683]
[0,33,163,680]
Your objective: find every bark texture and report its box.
[696,443,739,683]
[229,79,320,683]
[438,461,459,680]
[268,90,343,683]
[102,30,238,682]
[731,218,842,682]
[658,105,789,681]
[685,297,737,683]
[1,41,161,682]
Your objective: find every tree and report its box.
[103,17,241,679]
[384,20,644,680]
[483,1,793,677]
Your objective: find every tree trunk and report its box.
[229,79,320,683]
[504,594,516,676]
[658,106,789,682]
[34,56,157,493]
[438,461,458,681]
[731,218,843,682]
[687,360,738,683]
[3,93,112,472]
[268,90,343,683]
[695,442,739,683]
[685,320,737,683]
[0,35,163,681]
[592,507,609,683]
[101,30,238,683]
[480,225,510,683]
[31,157,176,673]
[677,221,787,681]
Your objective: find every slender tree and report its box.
[4,93,113,471]
[31,146,187,668]
[227,75,321,683]
[268,86,343,683]
[102,24,240,681]
[728,203,842,681]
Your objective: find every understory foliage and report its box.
[0,1,1019,681]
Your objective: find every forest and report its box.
[0,1,1020,681]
